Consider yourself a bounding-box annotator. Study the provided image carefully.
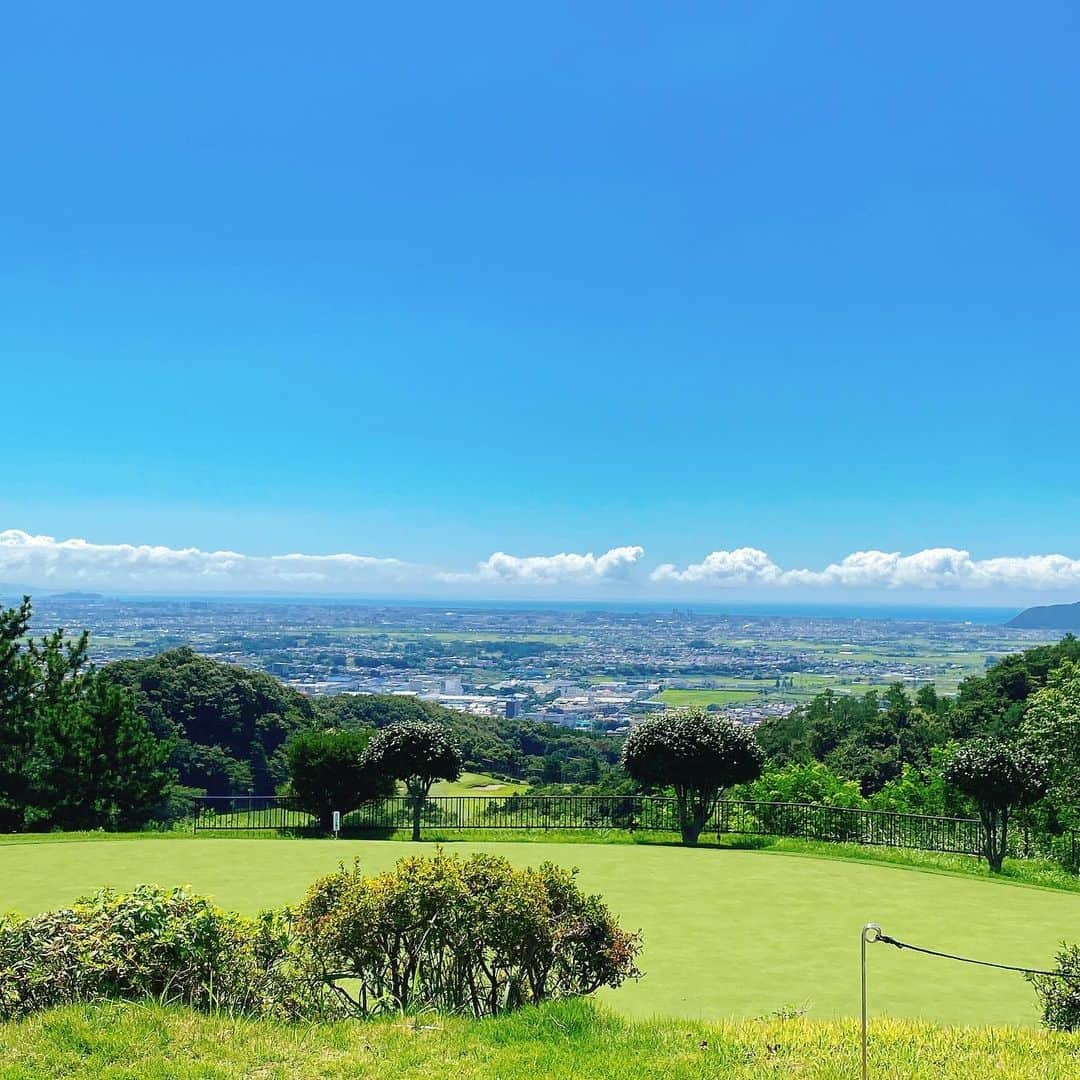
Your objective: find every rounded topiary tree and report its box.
[362,720,463,840]
[622,708,764,845]
[286,729,396,834]
[944,738,1048,871]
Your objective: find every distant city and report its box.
[8,592,1062,735]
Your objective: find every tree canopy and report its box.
[101,647,316,794]
[1021,660,1080,832]
[0,597,173,831]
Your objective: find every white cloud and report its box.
[653,546,1080,591]
[0,530,645,594]
[4,529,1079,596]
[0,529,425,593]
[652,547,783,586]
[463,545,646,585]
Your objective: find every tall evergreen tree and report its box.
[0,598,174,831]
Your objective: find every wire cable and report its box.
[875,933,1073,978]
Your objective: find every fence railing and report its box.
[192,795,315,833]
[190,794,1078,870]
[715,800,986,855]
[192,794,681,834]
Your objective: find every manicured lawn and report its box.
[3,999,1080,1079]
[429,771,529,796]
[4,837,1079,1027]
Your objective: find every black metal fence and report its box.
[714,800,986,855]
[192,795,315,832]
[191,794,1078,870]
[192,794,680,834]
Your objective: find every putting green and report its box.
[4,838,1078,1026]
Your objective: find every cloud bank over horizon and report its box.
[3,529,1080,600]
[652,547,1080,592]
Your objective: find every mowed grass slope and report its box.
[4,838,1079,1027]
[428,771,529,796]
[3,1000,1080,1080]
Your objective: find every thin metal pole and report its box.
[861,923,882,1080]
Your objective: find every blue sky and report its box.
[2,3,1079,600]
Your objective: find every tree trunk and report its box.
[993,810,1010,873]
[982,808,1004,872]
[676,786,715,846]
[681,819,703,845]
[411,795,423,841]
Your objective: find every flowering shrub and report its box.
[296,851,642,1017]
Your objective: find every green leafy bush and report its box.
[1027,943,1080,1031]
[0,886,324,1021]
[285,729,395,832]
[296,851,642,1017]
[0,858,639,1024]
[741,762,867,809]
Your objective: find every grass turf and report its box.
[428,771,529,796]
[3,837,1079,1027]
[2,999,1080,1079]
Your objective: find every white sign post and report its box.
[332,810,341,837]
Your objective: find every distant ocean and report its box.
[381,600,1023,625]
[39,593,1025,626]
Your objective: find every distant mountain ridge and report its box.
[1007,601,1080,630]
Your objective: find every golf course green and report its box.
[4,837,1078,1027]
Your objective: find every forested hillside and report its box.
[750,634,1080,831]
[100,648,317,794]
[1008,601,1080,631]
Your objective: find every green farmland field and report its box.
[651,689,762,706]
[3,837,1078,1028]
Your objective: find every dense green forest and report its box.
[748,634,1080,831]
[100,648,318,794]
